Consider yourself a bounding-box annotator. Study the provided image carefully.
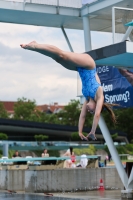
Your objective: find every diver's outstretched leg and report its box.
[20,41,95,70]
[20,41,63,61]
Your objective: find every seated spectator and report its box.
[76,154,88,168]
[41,149,50,165]
[41,149,49,157]
[71,152,76,168]
[80,154,88,168]
[12,150,21,158]
[12,150,25,165]
[63,147,76,168]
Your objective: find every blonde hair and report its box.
[102,102,119,124]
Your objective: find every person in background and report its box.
[104,158,107,167]
[42,149,49,157]
[108,153,112,162]
[12,150,21,158]
[12,150,22,165]
[41,149,49,165]
[63,147,75,168]
[76,154,88,168]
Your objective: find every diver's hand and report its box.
[87,132,97,140]
[79,132,88,141]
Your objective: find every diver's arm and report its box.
[78,100,88,140]
[89,88,104,137]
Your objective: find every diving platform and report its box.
[0,0,132,33]
[88,41,133,68]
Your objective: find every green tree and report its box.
[74,145,96,155]
[0,133,8,140]
[13,97,40,121]
[57,100,80,126]
[102,107,133,142]
[0,150,2,158]
[0,102,8,118]
[0,133,8,157]
[34,134,49,141]
[8,150,15,158]
[115,108,133,142]
[71,132,87,141]
[111,133,118,140]
[57,100,93,127]
[41,113,60,124]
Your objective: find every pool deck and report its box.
[0,190,122,200]
[53,190,121,200]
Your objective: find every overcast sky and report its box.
[0,22,112,105]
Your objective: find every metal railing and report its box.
[1,0,102,9]
[2,0,82,8]
[0,155,99,163]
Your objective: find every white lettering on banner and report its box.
[105,91,130,103]
[102,83,113,92]
[97,66,109,74]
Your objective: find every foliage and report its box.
[115,108,133,142]
[56,99,93,127]
[13,97,40,121]
[0,133,8,140]
[34,134,49,141]
[111,133,118,140]
[124,144,133,155]
[104,144,133,155]
[0,150,2,158]
[74,145,96,155]
[56,100,81,126]
[116,145,128,154]
[0,102,8,118]
[0,150,14,158]
[40,113,60,124]
[71,132,87,141]
[8,150,15,158]
[102,107,133,141]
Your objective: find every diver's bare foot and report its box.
[20,41,37,50]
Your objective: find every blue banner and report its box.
[96,66,133,107]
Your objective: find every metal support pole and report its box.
[99,115,128,189]
[57,0,59,14]
[122,26,133,41]
[61,26,74,52]
[3,143,8,157]
[83,14,129,189]
[23,0,26,11]
[82,16,92,51]
[112,7,115,44]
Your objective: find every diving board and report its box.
[87,41,133,68]
[125,21,133,26]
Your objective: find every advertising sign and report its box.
[97,66,133,107]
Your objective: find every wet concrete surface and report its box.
[0,190,122,200]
